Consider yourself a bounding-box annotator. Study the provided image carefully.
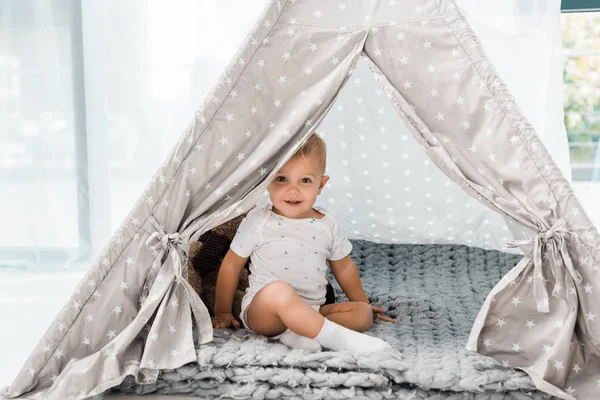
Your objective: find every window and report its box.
[560,2,600,227]
[1,2,598,271]
[0,1,88,269]
[0,1,263,271]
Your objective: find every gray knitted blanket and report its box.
[115,241,551,399]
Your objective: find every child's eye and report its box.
[301,177,312,183]
[275,176,287,183]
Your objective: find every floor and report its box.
[1,182,598,398]
[0,270,84,389]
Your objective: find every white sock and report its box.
[314,319,391,353]
[279,329,322,352]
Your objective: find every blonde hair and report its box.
[292,133,327,174]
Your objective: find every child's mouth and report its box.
[285,200,302,206]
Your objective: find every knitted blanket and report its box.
[115,241,551,399]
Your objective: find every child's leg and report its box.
[319,302,374,332]
[245,281,390,353]
[244,281,324,338]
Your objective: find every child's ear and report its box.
[318,175,330,194]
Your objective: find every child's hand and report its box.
[212,313,241,329]
[370,305,396,324]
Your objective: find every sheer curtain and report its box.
[0,0,569,271]
[0,0,264,270]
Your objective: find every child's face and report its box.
[267,156,329,219]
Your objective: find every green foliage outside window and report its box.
[561,12,600,164]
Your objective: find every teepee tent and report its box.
[3,0,600,399]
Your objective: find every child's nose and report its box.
[287,182,300,193]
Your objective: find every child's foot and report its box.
[314,319,391,353]
[279,329,322,352]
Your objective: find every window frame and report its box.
[561,0,600,12]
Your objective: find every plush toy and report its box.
[187,210,337,324]
[187,212,249,320]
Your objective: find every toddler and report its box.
[212,134,395,352]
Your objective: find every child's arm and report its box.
[329,256,396,323]
[213,249,248,329]
[328,255,369,303]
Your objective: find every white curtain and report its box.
[0,0,569,271]
[0,0,265,270]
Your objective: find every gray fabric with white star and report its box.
[3,1,600,400]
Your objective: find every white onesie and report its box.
[230,203,352,330]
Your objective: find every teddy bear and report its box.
[187,212,249,320]
[187,210,336,324]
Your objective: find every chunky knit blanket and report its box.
[115,241,551,399]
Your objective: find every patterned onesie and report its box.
[230,203,352,330]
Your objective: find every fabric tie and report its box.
[506,218,582,313]
[145,215,212,341]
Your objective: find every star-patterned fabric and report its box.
[305,58,530,253]
[3,1,600,400]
